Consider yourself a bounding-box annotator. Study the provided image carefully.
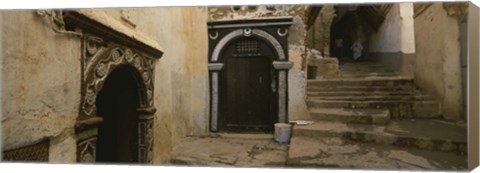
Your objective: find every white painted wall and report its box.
[369,3,415,54]
[399,3,416,54]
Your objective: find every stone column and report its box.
[208,63,224,132]
[273,61,293,123]
[136,107,156,163]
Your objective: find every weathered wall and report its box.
[0,9,3,158]
[368,3,416,76]
[467,2,479,170]
[1,11,81,162]
[208,5,310,121]
[413,2,467,121]
[1,7,209,164]
[102,7,209,162]
[306,5,335,57]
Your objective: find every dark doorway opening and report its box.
[218,37,278,133]
[330,10,359,63]
[95,66,140,163]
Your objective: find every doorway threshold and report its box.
[209,133,273,140]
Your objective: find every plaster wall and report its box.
[306,5,335,56]
[103,7,210,162]
[467,2,479,170]
[1,11,81,162]
[208,5,310,121]
[1,7,209,164]
[413,3,465,121]
[368,3,416,76]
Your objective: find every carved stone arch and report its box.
[63,11,163,164]
[207,18,293,132]
[211,28,286,62]
[75,34,158,164]
[80,36,156,118]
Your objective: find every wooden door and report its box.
[219,38,276,132]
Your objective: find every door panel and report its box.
[219,38,276,132]
[225,56,271,131]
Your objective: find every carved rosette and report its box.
[80,35,156,119]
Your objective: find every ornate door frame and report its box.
[63,11,163,163]
[207,17,293,132]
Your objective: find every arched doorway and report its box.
[67,12,162,163]
[218,37,278,132]
[95,66,141,163]
[207,19,293,133]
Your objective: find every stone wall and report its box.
[306,5,335,57]
[467,2,479,169]
[208,5,310,121]
[1,11,81,163]
[367,3,416,76]
[1,7,209,163]
[413,2,467,121]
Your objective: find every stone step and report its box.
[286,136,467,170]
[307,76,414,87]
[291,120,467,154]
[337,72,399,78]
[307,94,436,101]
[309,108,390,125]
[307,90,419,97]
[307,85,416,92]
[306,100,441,119]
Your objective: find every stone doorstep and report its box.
[291,121,467,154]
[307,85,416,92]
[211,133,274,140]
[307,90,418,97]
[286,136,468,170]
[306,100,441,119]
[307,80,414,88]
[309,108,390,125]
[307,76,414,82]
[307,76,414,87]
[307,94,436,101]
[337,72,399,78]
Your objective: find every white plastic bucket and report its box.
[274,123,292,144]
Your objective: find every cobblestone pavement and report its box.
[170,134,288,167]
[169,134,467,171]
[287,136,467,171]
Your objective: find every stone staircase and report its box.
[287,62,467,170]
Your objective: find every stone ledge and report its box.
[63,10,164,58]
[273,61,293,70]
[208,63,224,71]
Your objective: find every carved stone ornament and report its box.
[137,115,154,163]
[243,28,252,37]
[77,137,97,163]
[80,34,156,119]
[277,28,288,37]
[209,31,219,40]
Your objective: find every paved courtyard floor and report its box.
[170,134,289,167]
[169,133,467,171]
